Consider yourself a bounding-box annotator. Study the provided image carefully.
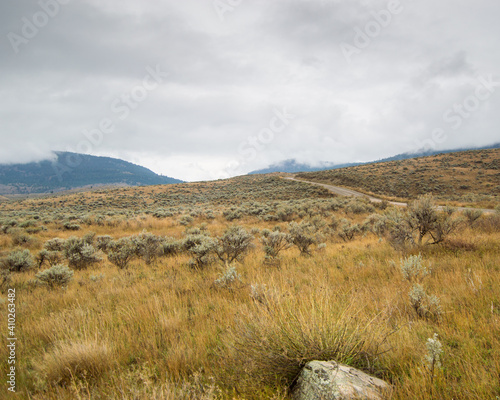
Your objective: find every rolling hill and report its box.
[248,143,500,175]
[296,148,500,207]
[0,152,182,195]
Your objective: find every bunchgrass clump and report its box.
[38,340,113,386]
[224,288,391,392]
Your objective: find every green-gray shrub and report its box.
[63,237,102,270]
[131,231,164,265]
[2,249,35,272]
[214,265,241,289]
[409,284,442,320]
[44,238,66,252]
[96,235,113,252]
[261,230,291,260]
[400,253,431,283]
[107,238,137,269]
[36,249,63,268]
[183,234,218,269]
[35,264,74,288]
[288,221,320,256]
[338,221,361,242]
[215,226,254,264]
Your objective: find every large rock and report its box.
[292,360,391,400]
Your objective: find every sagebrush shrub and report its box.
[183,234,218,269]
[214,265,241,289]
[407,194,438,245]
[400,253,430,283]
[179,215,194,226]
[425,333,443,384]
[463,209,483,227]
[96,235,113,252]
[63,237,102,270]
[131,231,163,265]
[107,237,137,269]
[288,221,318,256]
[338,220,361,242]
[215,226,254,264]
[36,249,63,268]
[35,264,74,288]
[44,238,66,252]
[261,230,291,261]
[11,231,36,247]
[161,237,182,257]
[409,284,442,320]
[2,249,35,272]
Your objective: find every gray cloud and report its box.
[1,0,499,181]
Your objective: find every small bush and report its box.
[463,208,483,227]
[63,237,102,270]
[107,237,137,269]
[131,231,163,265]
[36,249,63,268]
[288,221,319,256]
[400,253,431,283]
[35,264,74,288]
[214,265,241,289]
[261,230,291,261]
[215,226,254,264]
[338,220,361,242]
[183,234,218,269]
[11,231,37,247]
[63,222,81,231]
[2,249,35,272]
[44,238,66,252]
[96,235,113,252]
[179,215,194,226]
[409,284,442,320]
[161,237,182,257]
[407,194,438,245]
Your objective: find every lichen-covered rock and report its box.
[292,360,391,400]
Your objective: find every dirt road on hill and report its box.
[286,177,496,213]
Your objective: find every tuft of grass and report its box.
[222,288,392,393]
[37,340,113,386]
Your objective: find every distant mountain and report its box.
[0,152,182,195]
[248,143,500,175]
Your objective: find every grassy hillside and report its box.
[0,175,499,399]
[297,148,500,208]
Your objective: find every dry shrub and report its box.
[222,288,392,394]
[38,340,113,386]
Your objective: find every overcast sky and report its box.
[1,0,499,181]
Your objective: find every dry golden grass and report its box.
[0,180,499,399]
[36,339,113,387]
